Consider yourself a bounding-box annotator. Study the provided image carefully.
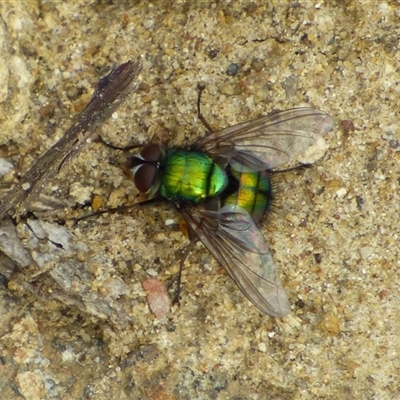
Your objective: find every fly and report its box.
[127,87,334,317]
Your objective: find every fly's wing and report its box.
[195,108,334,171]
[180,205,291,317]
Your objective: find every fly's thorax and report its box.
[223,166,273,223]
[125,143,165,199]
[160,150,228,204]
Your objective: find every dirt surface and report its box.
[0,1,399,399]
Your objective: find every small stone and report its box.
[226,63,239,76]
[318,313,341,335]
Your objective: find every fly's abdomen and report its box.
[224,168,272,223]
[160,150,228,203]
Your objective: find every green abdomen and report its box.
[160,150,228,203]
[223,167,273,223]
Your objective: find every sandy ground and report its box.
[0,1,399,399]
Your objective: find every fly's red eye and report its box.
[141,143,161,162]
[134,163,157,193]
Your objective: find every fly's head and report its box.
[125,143,165,199]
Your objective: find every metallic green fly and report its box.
[127,103,334,317]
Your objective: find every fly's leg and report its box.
[271,164,312,174]
[94,135,143,152]
[72,195,164,225]
[197,83,215,134]
[73,203,137,223]
[171,237,198,306]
